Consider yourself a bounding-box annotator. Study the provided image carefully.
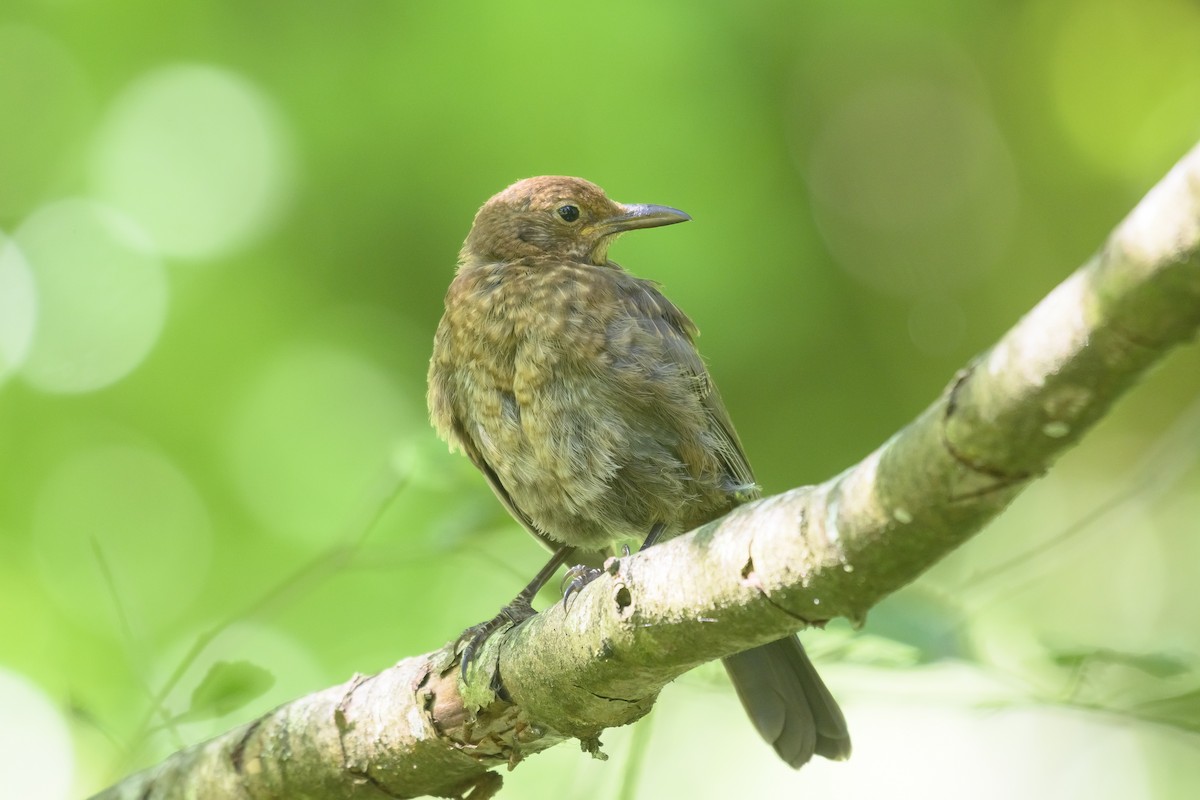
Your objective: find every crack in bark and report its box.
[583,687,643,705]
[762,589,821,627]
[941,365,1035,483]
[742,559,817,626]
[947,474,1034,503]
[335,673,373,765]
[358,769,407,799]
[229,715,263,775]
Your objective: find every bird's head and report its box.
[461,176,690,266]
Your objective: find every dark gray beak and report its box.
[599,203,692,234]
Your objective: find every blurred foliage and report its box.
[1,1,1199,798]
[179,660,274,725]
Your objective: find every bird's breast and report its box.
[446,262,614,361]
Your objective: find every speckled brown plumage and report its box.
[428,176,850,768]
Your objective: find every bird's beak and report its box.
[599,203,691,234]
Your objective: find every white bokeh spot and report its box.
[0,231,37,384]
[0,669,74,800]
[16,199,165,394]
[32,444,213,634]
[91,63,294,260]
[806,75,1018,298]
[227,344,412,547]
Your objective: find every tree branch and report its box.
[92,141,1200,799]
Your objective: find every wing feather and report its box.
[618,277,759,501]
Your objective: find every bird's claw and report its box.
[457,599,537,679]
[561,564,603,609]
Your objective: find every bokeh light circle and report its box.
[91,63,294,260]
[1049,0,1200,182]
[806,78,1018,298]
[227,345,412,547]
[16,199,165,394]
[0,231,37,384]
[0,669,74,800]
[907,295,967,357]
[32,445,213,633]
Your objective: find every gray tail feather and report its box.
[722,635,852,768]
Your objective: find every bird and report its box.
[427,176,851,769]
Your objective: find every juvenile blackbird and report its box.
[427,176,851,768]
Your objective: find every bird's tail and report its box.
[722,635,852,768]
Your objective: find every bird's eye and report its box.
[557,205,580,222]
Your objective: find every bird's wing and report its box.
[449,414,608,567]
[449,416,541,535]
[618,277,759,499]
[428,325,542,540]
[430,319,607,566]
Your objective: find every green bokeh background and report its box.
[2,1,1199,797]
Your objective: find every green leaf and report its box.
[185,660,275,721]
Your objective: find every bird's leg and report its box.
[562,523,665,608]
[639,521,667,551]
[458,544,574,677]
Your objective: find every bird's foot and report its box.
[457,599,537,678]
[562,544,634,607]
[561,564,603,609]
